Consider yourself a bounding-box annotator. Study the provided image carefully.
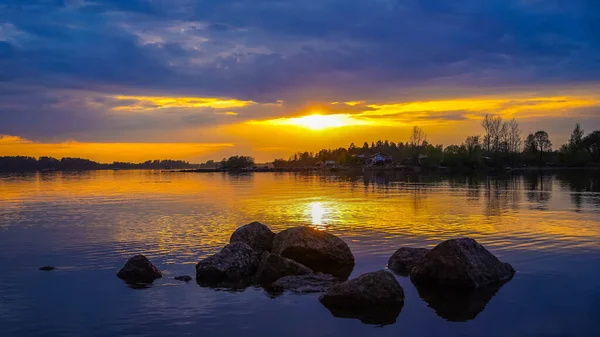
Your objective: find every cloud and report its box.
[1,0,600,156]
[109,95,256,111]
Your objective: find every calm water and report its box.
[1,170,599,337]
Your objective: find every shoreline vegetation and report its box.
[2,117,599,173]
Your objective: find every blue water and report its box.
[1,170,599,336]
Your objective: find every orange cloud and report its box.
[110,95,256,111]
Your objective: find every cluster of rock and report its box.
[196,222,355,289]
[114,222,515,325]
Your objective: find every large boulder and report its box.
[196,242,260,288]
[272,226,354,280]
[117,255,162,283]
[253,252,312,285]
[270,273,339,294]
[388,247,430,275]
[230,221,275,253]
[319,270,404,325]
[411,238,515,289]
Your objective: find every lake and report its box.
[1,170,599,337]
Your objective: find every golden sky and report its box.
[3,89,600,163]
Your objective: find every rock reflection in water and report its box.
[415,281,509,322]
[321,302,404,326]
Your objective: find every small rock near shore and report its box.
[39,266,56,271]
[388,247,430,275]
[272,226,355,280]
[117,255,162,283]
[230,221,275,253]
[253,252,312,286]
[174,275,192,282]
[410,237,515,289]
[319,270,405,325]
[196,242,260,288]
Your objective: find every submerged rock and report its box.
[272,226,354,280]
[411,237,515,289]
[271,273,339,293]
[253,252,312,286]
[387,247,430,275]
[174,275,192,282]
[319,270,404,325]
[117,255,162,283]
[195,242,260,288]
[230,221,275,253]
[39,266,56,271]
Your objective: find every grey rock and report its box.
[253,252,312,285]
[195,242,260,288]
[388,247,430,275]
[39,266,56,271]
[117,255,162,283]
[410,237,516,289]
[272,226,354,280]
[174,275,192,282]
[320,270,405,325]
[271,273,339,293]
[230,221,275,253]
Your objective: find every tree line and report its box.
[0,157,196,171]
[273,116,600,169]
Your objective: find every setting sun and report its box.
[248,113,370,130]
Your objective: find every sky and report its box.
[1,0,600,163]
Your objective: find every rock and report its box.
[388,247,430,275]
[196,242,260,288]
[415,282,507,322]
[319,270,404,325]
[117,255,162,283]
[253,252,312,286]
[230,221,275,253]
[411,237,515,289]
[271,273,339,293]
[39,266,56,271]
[272,226,355,280]
[174,275,192,282]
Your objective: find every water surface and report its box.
[1,171,599,336]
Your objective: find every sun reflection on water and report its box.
[308,201,327,229]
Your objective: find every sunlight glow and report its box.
[248,113,370,130]
[0,135,233,162]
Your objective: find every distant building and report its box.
[366,152,392,165]
[323,160,337,167]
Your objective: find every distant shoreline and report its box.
[1,166,598,174]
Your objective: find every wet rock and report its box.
[230,221,275,253]
[253,252,312,286]
[272,226,355,280]
[117,255,162,283]
[271,273,339,293]
[39,266,56,271]
[387,247,430,275]
[174,275,192,282]
[411,237,515,289]
[319,270,404,325]
[415,282,507,322]
[195,242,260,288]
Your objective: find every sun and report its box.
[249,113,369,130]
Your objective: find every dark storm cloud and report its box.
[1,0,599,138]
